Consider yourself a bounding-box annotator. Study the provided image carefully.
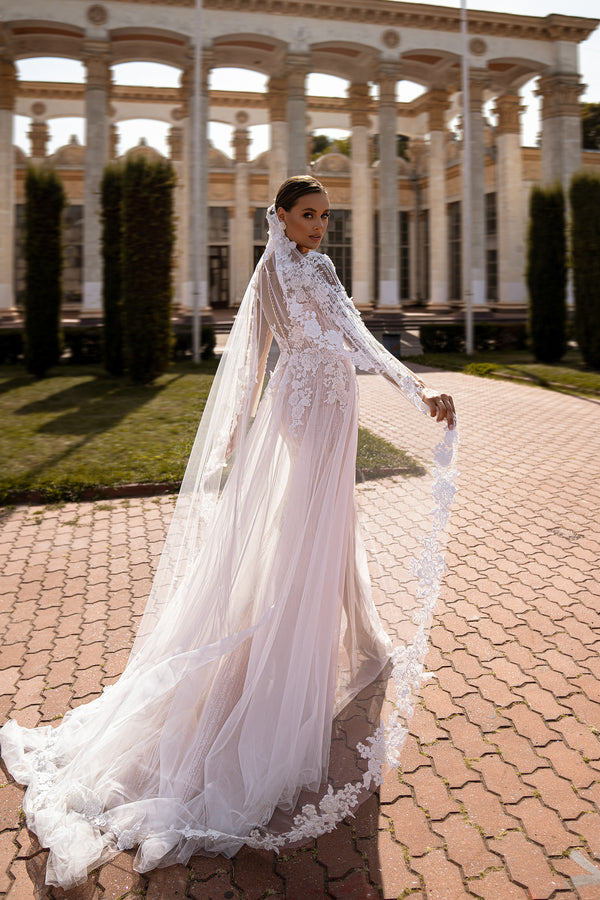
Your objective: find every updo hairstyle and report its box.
[275,175,328,212]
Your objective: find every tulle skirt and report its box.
[1,356,398,888]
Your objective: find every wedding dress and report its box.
[0,206,458,889]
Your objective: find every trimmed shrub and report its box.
[526,184,567,364]
[419,322,527,354]
[570,171,600,370]
[172,324,217,361]
[121,157,176,384]
[101,164,124,375]
[0,330,24,364]
[419,324,465,353]
[64,327,104,364]
[23,166,66,378]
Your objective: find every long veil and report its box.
[0,205,458,888]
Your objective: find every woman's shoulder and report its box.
[308,250,336,273]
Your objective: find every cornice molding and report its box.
[82,0,599,44]
[16,81,422,122]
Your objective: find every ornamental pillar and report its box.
[231,118,253,305]
[82,40,110,313]
[174,65,191,310]
[28,121,49,160]
[494,93,527,306]
[377,64,400,307]
[537,73,584,189]
[109,123,119,159]
[348,83,373,306]
[466,70,488,306]
[168,123,187,309]
[268,76,288,200]
[186,49,211,312]
[425,88,450,308]
[0,53,17,311]
[286,54,309,176]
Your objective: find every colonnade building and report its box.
[1,0,599,315]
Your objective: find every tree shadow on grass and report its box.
[1,370,187,500]
[0,372,38,397]
[487,366,600,403]
[15,371,184,436]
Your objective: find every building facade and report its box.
[1,0,599,314]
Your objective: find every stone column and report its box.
[0,55,16,311]
[377,63,399,308]
[82,40,110,313]
[494,93,526,306]
[348,83,373,306]
[426,88,450,308]
[175,65,191,310]
[186,49,211,312]
[168,124,187,309]
[408,211,418,302]
[286,54,309,177]
[466,70,488,306]
[268,76,288,200]
[538,73,584,189]
[231,119,253,305]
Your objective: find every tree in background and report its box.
[370,133,410,162]
[23,166,66,378]
[526,184,567,365]
[311,133,410,162]
[121,157,176,384]
[101,163,124,376]
[570,171,600,370]
[582,102,600,150]
[310,134,352,160]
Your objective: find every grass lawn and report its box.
[0,363,423,504]
[406,347,600,397]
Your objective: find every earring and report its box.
[278,219,286,233]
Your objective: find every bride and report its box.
[1,175,457,889]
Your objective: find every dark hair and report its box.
[275,175,327,212]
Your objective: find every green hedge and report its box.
[1,324,217,366]
[0,328,102,365]
[64,327,104,364]
[0,330,23,364]
[419,322,528,354]
[570,171,600,370]
[121,157,176,384]
[526,184,567,364]
[23,166,66,378]
[172,324,217,361]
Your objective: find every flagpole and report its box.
[461,0,474,355]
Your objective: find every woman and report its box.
[0,176,457,888]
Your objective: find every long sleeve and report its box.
[262,242,436,418]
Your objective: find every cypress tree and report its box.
[101,163,124,376]
[526,184,567,364]
[121,157,176,384]
[23,165,66,378]
[570,171,600,370]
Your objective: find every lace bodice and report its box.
[257,207,436,417]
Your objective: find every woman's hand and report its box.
[423,392,456,430]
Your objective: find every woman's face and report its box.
[277,192,330,254]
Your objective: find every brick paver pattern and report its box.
[1,369,599,899]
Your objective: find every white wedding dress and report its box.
[0,207,458,889]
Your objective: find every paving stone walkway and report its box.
[1,369,599,899]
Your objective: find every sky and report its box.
[12,0,600,160]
